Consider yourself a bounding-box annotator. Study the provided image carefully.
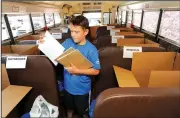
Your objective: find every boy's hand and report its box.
[65,63,80,74]
[37,33,45,44]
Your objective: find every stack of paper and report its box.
[55,47,93,69]
[38,31,65,66]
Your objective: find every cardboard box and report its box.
[117,38,159,47]
[18,35,40,40]
[110,29,135,36]
[2,64,32,117]
[111,28,133,31]
[2,45,40,56]
[116,32,144,38]
[173,53,180,70]
[113,65,140,87]
[115,31,137,35]
[113,52,180,88]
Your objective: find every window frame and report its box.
[2,14,10,42]
[158,10,180,46]
[6,13,33,39]
[132,10,142,27]
[45,13,55,28]
[31,13,46,31]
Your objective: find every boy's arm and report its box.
[65,63,99,75]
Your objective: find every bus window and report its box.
[54,13,61,24]
[159,11,180,44]
[45,13,54,27]
[142,11,160,33]
[103,12,111,25]
[127,10,132,24]
[7,14,32,37]
[83,12,101,26]
[133,10,142,27]
[2,16,9,41]
[31,13,45,30]
[122,11,126,24]
[118,11,122,24]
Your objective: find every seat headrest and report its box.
[94,88,180,118]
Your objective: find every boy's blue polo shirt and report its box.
[62,38,101,95]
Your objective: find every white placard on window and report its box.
[123,46,142,58]
[6,56,27,69]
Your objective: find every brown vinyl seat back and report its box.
[90,26,99,41]
[96,26,110,39]
[1,56,61,117]
[96,25,122,39]
[95,36,116,50]
[62,28,72,40]
[92,47,166,98]
[94,88,180,118]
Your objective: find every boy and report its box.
[39,15,101,118]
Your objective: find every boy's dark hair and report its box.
[69,15,89,29]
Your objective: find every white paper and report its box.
[123,46,142,58]
[38,31,65,66]
[111,35,124,43]
[6,56,27,69]
[110,29,120,36]
[107,26,115,30]
[52,33,62,39]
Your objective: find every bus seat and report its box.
[94,88,180,118]
[1,56,65,118]
[95,34,145,50]
[96,25,123,39]
[96,26,110,39]
[95,35,116,50]
[92,47,166,99]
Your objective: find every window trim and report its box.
[158,36,180,48]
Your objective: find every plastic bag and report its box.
[29,95,59,117]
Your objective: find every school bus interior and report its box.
[1,0,180,118]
